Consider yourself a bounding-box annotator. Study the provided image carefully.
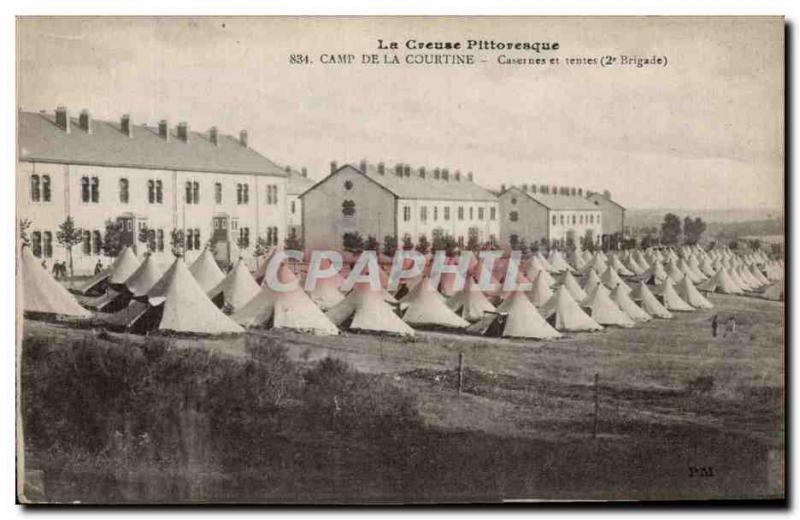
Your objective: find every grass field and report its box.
[20,291,784,502]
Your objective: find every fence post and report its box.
[593,372,599,439]
[458,352,464,396]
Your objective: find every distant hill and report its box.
[626,207,783,229]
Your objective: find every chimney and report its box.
[418,167,426,179]
[571,187,577,196]
[433,168,441,180]
[378,162,385,175]
[359,159,367,172]
[395,163,403,177]
[121,114,133,138]
[467,172,474,182]
[404,165,411,177]
[603,189,612,199]
[522,183,528,192]
[158,120,170,141]
[285,165,291,174]
[78,109,92,134]
[301,167,308,177]
[531,184,537,194]
[239,130,248,147]
[209,126,219,146]
[578,188,583,196]
[540,184,547,194]
[552,185,557,195]
[500,183,506,192]
[442,168,449,181]
[330,161,338,173]
[55,106,70,133]
[454,171,461,181]
[177,122,189,143]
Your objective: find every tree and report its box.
[415,235,430,255]
[580,230,596,252]
[383,235,398,258]
[748,239,762,251]
[364,235,380,253]
[342,232,364,253]
[683,216,707,245]
[170,228,185,257]
[401,235,414,251]
[19,218,31,247]
[101,219,125,257]
[466,233,479,252]
[254,235,270,258]
[56,216,83,277]
[660,213,682,245]
[641,233,655,249]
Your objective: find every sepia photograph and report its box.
[14,15,785,504]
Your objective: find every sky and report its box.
[16,16,784,210]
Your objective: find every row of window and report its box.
[31,175,281,206]
[551,213,600,226]
[404,205,497,223]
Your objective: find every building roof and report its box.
[312,163,497,202]
[586,191,626,210]
[286,169,317,195]
[18,110,287,177]
[505,186,600,211]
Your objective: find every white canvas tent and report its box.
[20,247,91,317]
[581,284,635,328]
[189,248,226,292]
[540,285,603,332]
[401,276,469,329]
[674,276,714,310]
[447,275,496,322]
[326,282,415,336]
[630,281,673,319]
[468,291,561,339]
[610,284,652,322]
[208,258,261,312]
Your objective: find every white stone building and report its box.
[18,107,287,275]
[300,162,500,252]
[285,167,316,242]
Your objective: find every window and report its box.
[271,226,278,245]
[156,180,163,203]
[510,211,519,222]
[572,215,576,225]
[344,180,353,190]
[403,206,411,222]
[271,185,278,205]
[490,207,496,220]
[237,184,243,204]
[444,207,450,221]
[192,182,199,204]
[267,227,273,245]
[243,184,249,204]
[90,177,99,203]
[509,234,519,249]
[42,175,51,202]
[420,206,428,222]
[469,207,474,220]
[580,214,584,225]
[30,175,40,202]
[342,200,356,217]
[458,206,464,221]
[215,182,222,204]
[157,229,164,252]
[433,207,438,221]
[119,178,129,203]
[291,200,296,214]
[560,215,564,226]
[43,231,53,258]
[240,227,250,248]
[148,180,155,203]
[146,229,156,252]
[265,185,279,205]
[478,207,485,221]
[186,230,194,251]
[93,230,102,255]
[194,228,201,250]
[590,215,594,224]
[265,185,271,204]
[511,197,517,205]
[552,215,557,226]
[231,220,238,231]
[82,230,92,255]
[31,231,42,257]
[81,177,90,203]
[185,182,192,204]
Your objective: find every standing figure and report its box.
[95,259,104,275]
[711,314,718,338]
[727,316,737,336]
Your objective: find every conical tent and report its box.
[625,255,646,276]
[600,266,630,293]
[108,247,141,285]
[727,267,751,291]
[20,247,91,317]
[547,250,573,273]
[305,273,346,311]
[528,270,554,306]
[665,260,685,283]
[583,268,603,297]
[656,279,695,312]
[697,267,743,295]
[560,271,588,302]
[189,248,226,292]
[581,284,635,327]
[762,280,784,301]
[749,265,770,286]
[630,281,673,319]
[540,285,603,332]
[642,261,668,285]
[568,249,586,272]
[232,264,339,335]
[675,276,714,310]
[609,255,634,276]
[144,257,243,334]
[326,282,415,336]
[525,256,556,287]
[468,291,561,339]
[401,276,469,329]
[447,275,496,322]
[125,254,164,297]
[208,258,261,311]
[610,284,651,322]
